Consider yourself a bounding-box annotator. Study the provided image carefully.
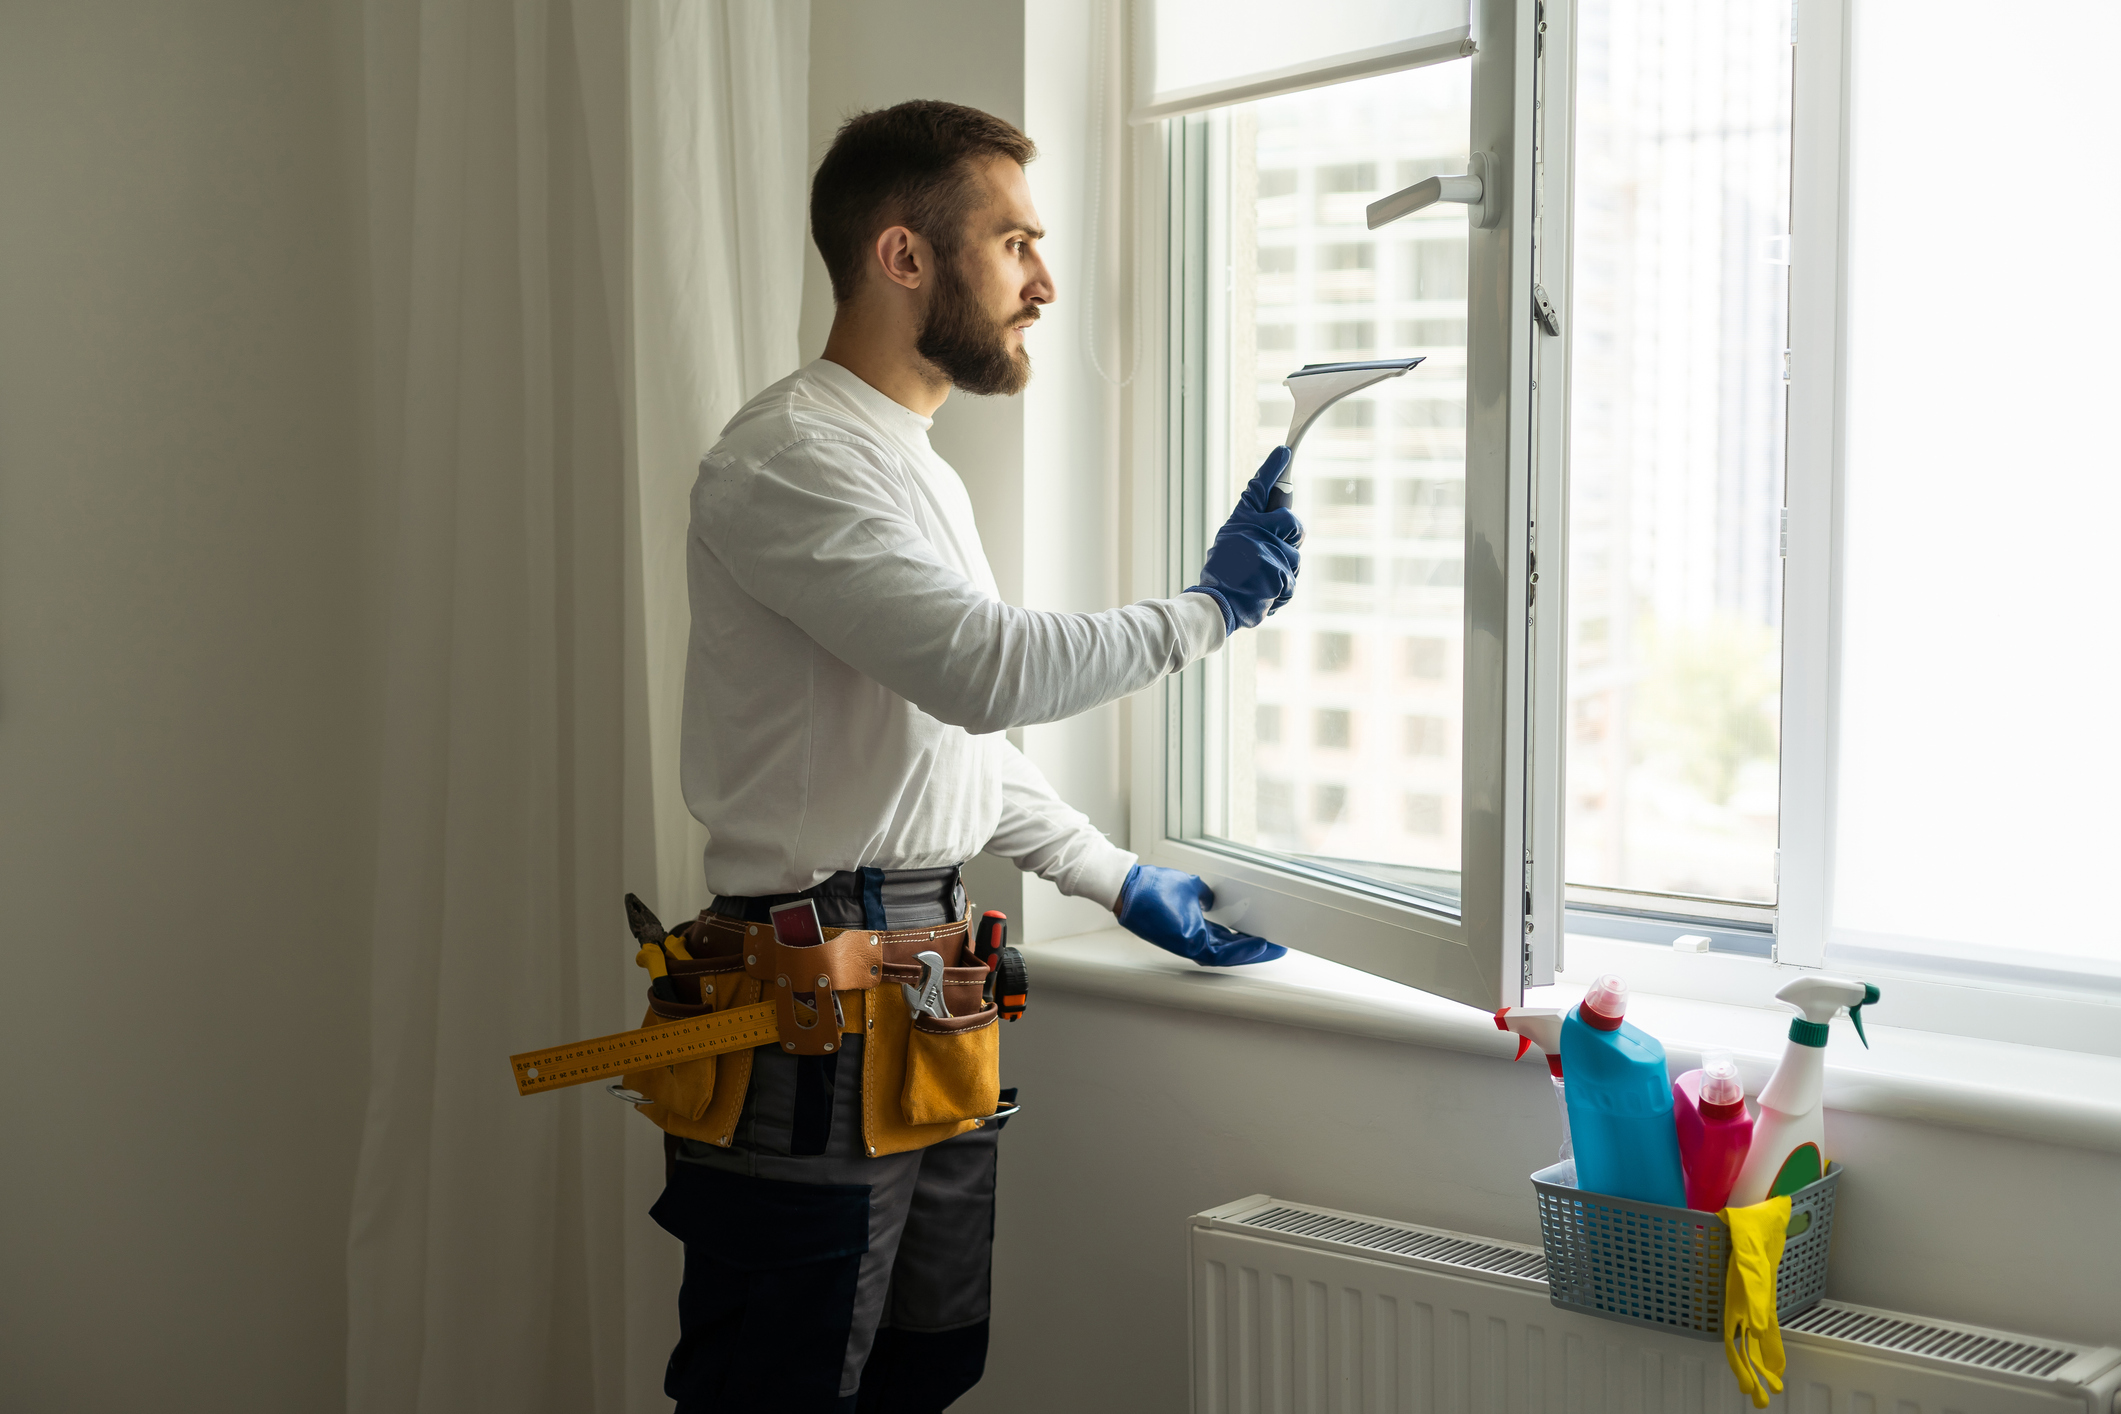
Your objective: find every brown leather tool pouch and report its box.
[741,927,885,1056]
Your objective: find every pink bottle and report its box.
[1673,1050,1753,1211]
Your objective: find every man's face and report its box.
[915,156,1054,397]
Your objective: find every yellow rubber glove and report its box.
[1722,1195,1792,1408]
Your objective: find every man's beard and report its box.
[916,259,1034,397]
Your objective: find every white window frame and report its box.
[1126,0,1561,1015]
[1775,0,1851,972]
[1124,0,2121,1056]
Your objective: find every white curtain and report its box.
[343,5,809,1413]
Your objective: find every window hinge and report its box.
[1782,348,1792,382]
[1779,508,1788,558]
[1532,283,1562,337]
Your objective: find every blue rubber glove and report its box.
[1115,864,1288,967]
[1187,448,1304,633]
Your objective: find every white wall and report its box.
[0,4,370,1409]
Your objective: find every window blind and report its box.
[1131,0,1473,122]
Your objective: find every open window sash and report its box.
[1135,0,1564,1013]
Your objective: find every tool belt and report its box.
[509,909,1011,1158]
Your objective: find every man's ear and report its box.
[873,225,930,292]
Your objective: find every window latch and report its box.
[1532,283,1561,337]
[1367,152,1496,230]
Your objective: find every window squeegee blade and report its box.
[1271,357,1425,508]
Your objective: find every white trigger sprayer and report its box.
[1267,359,1425,511]
[1495,1007,1572,1165]
[1728,974,1880,1206]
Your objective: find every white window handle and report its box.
[1367,152,1497,230]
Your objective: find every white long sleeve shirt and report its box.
[681,359,1227,909]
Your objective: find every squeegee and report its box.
[1266,357,1425,510]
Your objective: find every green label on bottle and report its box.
[1768,1142,1823,1198]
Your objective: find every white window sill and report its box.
[1023,926,2121,1156]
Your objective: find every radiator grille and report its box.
[1233,1204,1549,1284]
[1785,1302,2085,1379]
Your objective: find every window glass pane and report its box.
[1200,63,1471,912]
[1834,0,2121,971]
[1565,0,1790,902]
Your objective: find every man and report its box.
[652,100,1300,1412]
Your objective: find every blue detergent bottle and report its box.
[1560,973,1687,1206]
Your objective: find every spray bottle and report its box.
[1728,975,1880,1206]
[1495,1008,1571,1165]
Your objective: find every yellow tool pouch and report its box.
[904,1007,1002,1125]
[861,957,1001,1157]
[620,957,758,1140]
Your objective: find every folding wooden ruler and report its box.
[508,1001,779,1097]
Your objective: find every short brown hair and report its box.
[810,100,1037,305]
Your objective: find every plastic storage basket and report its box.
[1531,1160,1840,1338]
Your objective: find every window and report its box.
[1404,636,1445,680]
[1402,240,1468,300]
[1317,243,1377,303]
[1824,0,2121,980]
[1316,162,1378,193]
[1148,5,1546,1008]
[1321,321,1376,354]
[1258,780,1296,838]
[1140,0,2121,1035]
[1564,0,1790,910]
[1398,317,1465,349]
[1405,715,1448,758]
[1395,477,1461,539]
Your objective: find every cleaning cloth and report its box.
[1721,1195,1792,1407]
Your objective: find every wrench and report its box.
[900,949,950,1021]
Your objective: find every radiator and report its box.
[1191,1195,2121,1414]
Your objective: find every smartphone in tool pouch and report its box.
[768,898,826,948]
